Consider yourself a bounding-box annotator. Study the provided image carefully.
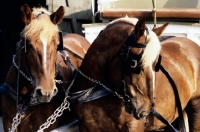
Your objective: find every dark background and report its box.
[0,0,47,116]
[0,0,46,83]
[0,0,96,116]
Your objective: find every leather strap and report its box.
[160,64,186,132]
[0,82,23,103]
[68,85,112,104]
[150,108,179,132]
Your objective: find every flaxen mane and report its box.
[22,7,59,45]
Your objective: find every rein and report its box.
[143,35,185,132]
[148,63,182,132]
[148,36,186,132]
[148,63,186,132]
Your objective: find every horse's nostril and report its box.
[138,111,146,118]
[36,89,43,96]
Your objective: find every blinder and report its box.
[123,27,148,74]
[125,50,144,74]
[57,31,64,51]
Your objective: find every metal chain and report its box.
[54,51,71,84]
[11,52,125,132]
[9,104,28,132]
[10,40,73,132]
[37,97,70,132]
[55,79,71,84]
[12,55,33,83]
[67,59,126,101]
[37,68,76,132]
[36,56,124,132]
[10,47,71,132]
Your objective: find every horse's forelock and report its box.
[141,31,161,68]
[106,17,161,69]
[22,7,59,45]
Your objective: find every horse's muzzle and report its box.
[32,86,58,103]
[125,101,136,116]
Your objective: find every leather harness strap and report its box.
[150,108,179,132]
[68,85,112,104]
[147,36,186,132]
[158,64,186,132]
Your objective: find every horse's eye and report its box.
[131,59,137,68]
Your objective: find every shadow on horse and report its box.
[0,4,90,132]
[68,17,200,132]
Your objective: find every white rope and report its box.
[152,0,157,29]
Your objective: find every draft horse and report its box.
[68,17,200,132]
[0,4,90,132]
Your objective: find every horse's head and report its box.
[19,4,65,103]
[122,20,168,119]
[95,17,168,119]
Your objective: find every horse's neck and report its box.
[70,71,93,93]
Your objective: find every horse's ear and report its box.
[50,6,65,24]
[21,4,32,24]
[152,22,169,37]
[134,18,146,40]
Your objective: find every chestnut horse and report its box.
[0,4,90,132]
[68,17,200,132]
[68,18,149,132]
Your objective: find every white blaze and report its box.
[41,37,48,69]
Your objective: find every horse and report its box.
[0,4,90,132]
[67,18,149,132]
[68,16,200,132]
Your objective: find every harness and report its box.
[68,28,186,132]
[68,84,112,104]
